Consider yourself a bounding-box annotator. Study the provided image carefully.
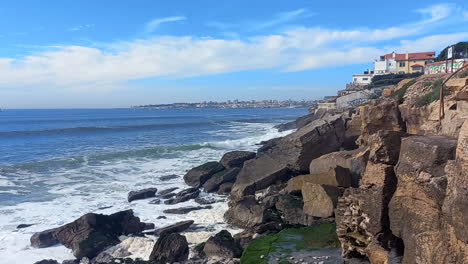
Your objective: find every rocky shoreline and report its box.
[31,73,468,264]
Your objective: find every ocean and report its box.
[0,108,306,263]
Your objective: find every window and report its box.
[399,71,405,74]
[363,78,369,81]
[399,62,406,67]
[354,78,357,82]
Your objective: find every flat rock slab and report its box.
[163,206,213,214]
[158,187,179,195]
[154,220,194,236]
[159,174,180,181]
[128,188,158,202]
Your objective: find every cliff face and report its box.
[225,73,468,263]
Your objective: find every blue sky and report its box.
[0,0,467,108]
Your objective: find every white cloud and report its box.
[252,8,314,31]
[67,24,94,31]
[416,4,452,24]
[144,16,186,34]
[0,4,466,91]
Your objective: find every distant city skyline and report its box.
[0,0,467,108]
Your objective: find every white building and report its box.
[351,74,373,85]
[374,52,397,74]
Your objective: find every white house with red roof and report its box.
[374,51,435,74]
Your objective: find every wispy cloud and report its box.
[67,24,94,31]
[416,4,452,23]
[252,8,314,31]
[144,16,186,34]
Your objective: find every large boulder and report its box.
[224,196,272,228]
[154,220,194,236]
[30,228,60,248]
[365,130,407,165]
[286,167,351,192]
[53,210,146,259]
[220,151,256,168]
[203,167,240,193]
[275,194,310,225]
[183,161,225,187]
[358,100,405,144]
[309,148,369,187]
[231,114,346,200]
[33,260,59,264]
[149,233,189,263]
[163,206,212,214]
[360,162,396,188]
[389,135,457,264]
[127,188,157,202]
[203,230,243,259]
[302,183,342,218]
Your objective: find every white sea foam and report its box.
[0,122,289,264]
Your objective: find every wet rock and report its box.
[149,233,189,263]
[220,151,256,168]
[127,188,157,202]
[203,167,240,193]
[164,188,200,204]
[163,206,212,214]
[275,194,307,225]
[148,199,161,204]
[156,216,166,219]
[217,183,233,195]
[157,187,178,195]
[194,197,217,205]
[203,230,243,258]
[183,161,225,187]
[302,183,342,218]
[53,210,146,259]
[90,252,113,263]
[33,260,59,264]
[62,260,79,264]
[233,230,254,249]
[154,220,194,236]
[17,223,33,229]
[30,228,60,248]
[159,174,179,181]
[160,193,176,199]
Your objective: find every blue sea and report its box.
[0,108,306,263]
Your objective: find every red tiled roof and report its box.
[383,52,435,61]
[411,64,424,67]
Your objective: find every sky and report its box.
[0,0,467,108]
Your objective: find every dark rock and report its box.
[224,195,273,228]
[48,210,146,259]
[30,228,60,248]
[274,120,297,132]
[61,260,79,264]
[217,183,233,195]
[253,222,283,234]
[275,194,306,225]
[202,167,240,193]
[220,151,256,168]
[144,223,155,230]
[149,233,189,263]
[33,260,59,264]
[231,114,346,200]
[157,187,178,195]
[203,230,243,259]
[163,206,212,214]
[159,174,179,181]
[194,197,217,205]
[160,193,176,199]
[156,216,167,219]
[91,252,113,263]
[127,188,157,202]
[233,230,254,249]
[183,161,225,187]
[164,189,200,205]
[154,220,194,236]
[17,223,33,229]
[148,199,161,204]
